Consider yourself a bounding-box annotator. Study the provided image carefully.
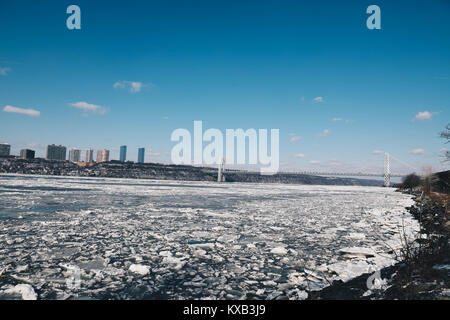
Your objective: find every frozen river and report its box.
[0,174,419,300]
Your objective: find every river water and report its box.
[0,174,419,299]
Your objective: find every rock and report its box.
[129,264,150,276]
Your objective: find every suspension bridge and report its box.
[219,152,418,187]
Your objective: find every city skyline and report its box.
[0,141,157,164]
[0,0,449,174]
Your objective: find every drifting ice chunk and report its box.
[327,261,371,282]
[295,289,308,300]
[217,234,239,243]
[347,233,366,240]
[288,272,306,286]
[270,247,288,256]
[194,249,207,258]
[4,284,37,300]
[129,264,150,276]
[433,264,450,271]
[162,255,185,270]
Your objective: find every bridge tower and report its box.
[217,157,225,182]
[384,152,390,187]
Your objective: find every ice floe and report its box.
[3,284,37,300]
[129,264,150,276]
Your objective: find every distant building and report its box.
[0,143,11,156]
[85,149,94,162]
[138,148,145,163]
[120,145,127,162]
[68,148,81,162]
[46,144,66,161]
[20,149,35,159]
[96,149,110,162]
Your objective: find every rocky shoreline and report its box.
[308,191,449,300]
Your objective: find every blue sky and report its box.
[0,0,449,174]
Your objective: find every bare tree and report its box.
[402,173,422,192]
[441,124,449,161]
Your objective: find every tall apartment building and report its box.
[137,148,145,163]
[120,145,127,162]
[19,149,35,159]
[85,149,94,162]
[96,149,110,162]
[0,143,11,156]
[46,144,66,161]
[68,148,81,162]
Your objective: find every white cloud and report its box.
[0,67,11,76]
[440,148,447,153]
[114,81,153,93]
[292,153,306,158]
[130,82,142,93]
[313,96,324,103]
[289,134,301,142]
[317,129,331,137]
[371,150,383,155]
[3,105,40,117]
[69,101,106,115]
[414,111,433,120]
[333,117,355,123]
[409,148,425,155]
[309,160,321,164]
